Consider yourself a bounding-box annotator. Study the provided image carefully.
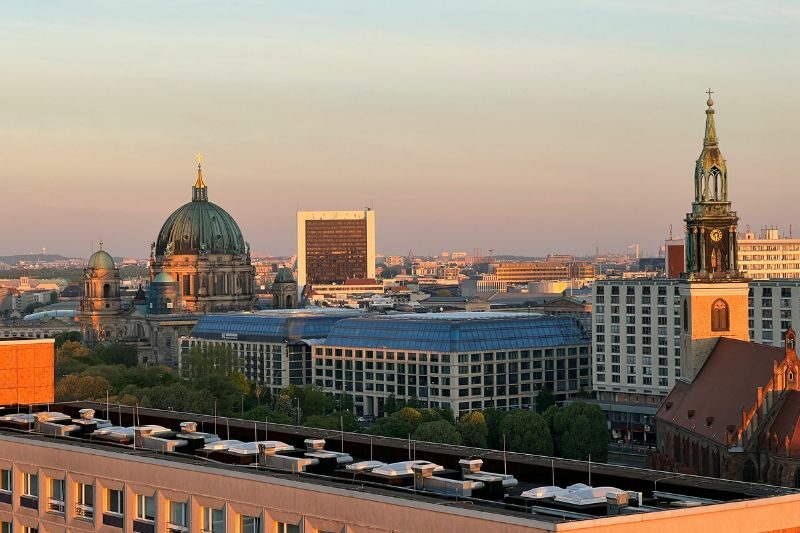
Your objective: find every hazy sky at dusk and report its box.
[2,1,799,259]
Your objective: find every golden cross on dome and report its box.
[706,88,714,100]
[196,152,204,167]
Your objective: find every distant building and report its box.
[494,261,595,284]
[459,275,507,297]
[664,238,685,279]
[316,313,591,416]
[297,210,376,287]
[738,226,800,279]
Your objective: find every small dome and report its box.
[274,267,295,284]
[88,249,115,270]
[153,272,175,283]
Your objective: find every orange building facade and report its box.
[0,339,55,406]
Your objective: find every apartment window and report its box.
[22,473,38,498]
[240,515,261,533]
[0,468,11,492]
[47,477,65,513]
[1,521,10,533]
[106,488,123,514]
[135,494,155,522]
[203,506,225,533]
[168,501,189,532]
[276,522,301,533]
[76,482,94,518]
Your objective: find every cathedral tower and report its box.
[680,92,750,380]
[78,242,122,345]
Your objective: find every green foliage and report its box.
[458,411,488,448]
[54,331,81,348]
[412,420,462,445]
[546,402,609,462]
[481,408,507,449]
[499,410,553,456]
[385,394,399,414]
[55,374,112,401]
[181,345,242,380]
[305,411,359,432]
[371,407,422,438]
[93,343,138,367]
[535,387,556,413]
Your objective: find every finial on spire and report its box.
[192,153,208,201]
[706,88,714,108]
[99,240,104,251]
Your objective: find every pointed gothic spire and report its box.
[192,153,208,202]
[703,88,718,147]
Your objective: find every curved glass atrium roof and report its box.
[190,309,361,342]
[323,313,589,353]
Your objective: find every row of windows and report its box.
[0,467,304,533]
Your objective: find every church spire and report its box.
[703,89,718,147]
[192,153,208,202]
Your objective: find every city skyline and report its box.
[3,1,799,258]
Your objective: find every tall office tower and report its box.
[297,210,376,287]
[679,94,749,381]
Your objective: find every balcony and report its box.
[47,498,65,513]
[103,512,124,528]
[19,495,38,510]
[132,519,155,533]
[76,503,95,519]
[167,524,189,533]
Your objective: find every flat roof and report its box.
[1,401,794,529]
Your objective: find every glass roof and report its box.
[323,314,589,352]
[190,309,361,342]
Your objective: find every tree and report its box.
[54,331,81,348]
[481,408,507,449]
[181,345,242,380]
[55,375,112,401]
[371,407,422,438]
[385,394,399,415]
[58,340,92,360]
[305,411,360,432]
[412,420,462,445]
[93,343,138,367]
[535,387,556,413]
[499,410,553,456]
[458,411,488,448]
[547,402,609,462]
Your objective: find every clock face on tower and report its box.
[710,228,723,242]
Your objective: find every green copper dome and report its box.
[274,267,295,284]
[87,249,115,270]
[152,272,175,283]
[155,167,246,257]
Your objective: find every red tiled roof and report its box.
[657,338,784,446]
[766,391,800,453]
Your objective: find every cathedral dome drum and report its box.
[155,200,246,256]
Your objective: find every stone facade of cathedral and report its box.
[77,162,255,366]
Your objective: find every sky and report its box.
[1,1,799,259]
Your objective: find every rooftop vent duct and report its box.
[607,491,629,515]
[459,458,483,475]
[79,409,95,420]
[305,439,326,452]
[180,421,197,433]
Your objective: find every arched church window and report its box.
[709,167,722,201]
[711,299,729,332]
[103,283,111,298]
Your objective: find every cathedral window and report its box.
[711,299,729,332]
[103,283,111,298]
